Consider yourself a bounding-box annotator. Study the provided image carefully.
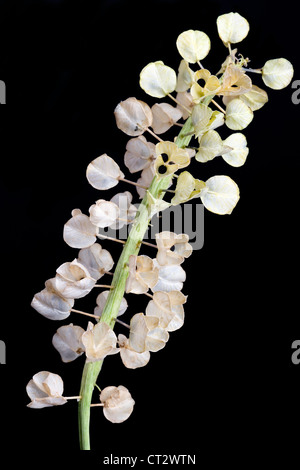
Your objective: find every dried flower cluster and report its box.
[27,12,293,449]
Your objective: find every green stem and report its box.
[78,174,172,450]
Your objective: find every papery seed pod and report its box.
[155,231,192,266]
[136,165,156,198]
[146,192,171,218]
[176,30,211,63]
[52,324,85,363]
[196,130,224,162]
[192,104,224,138]
[140,61,177,98]
[55,260,96,299]
[26,371,67,409]
[109,191,137,230]
[222,133,249,167]
[94,290,127,318]
[100,385,135,423]
[31,282,74,321]
[124,136,156,174]
[191,69,221,102]
[238,85,268,111]
[175,91,194,119]
[155,141,190,178]
[78,243,114,281]
[126,255,159,295]
[217,12,250,46]
[152,261,186,292]
[81,321,119,363]
[118,334,150,369]
[171,171,205,205]
[219,63,252,96]
[89,199,120,228]
[176,60,194,93]
[129,313,169,353]
[146,291,187,332]
[199,175,240,215]
[114,97,152,136]
[262,58,294,90]
[86,154,124,190]
[151,102,182,134]
[223,85,268,111]
[225,99,254,130]
[63,209,99,249]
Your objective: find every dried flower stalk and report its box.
[27,12,293,451]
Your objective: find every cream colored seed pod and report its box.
[152,261,186,292]
[109,191,137,230]
[171,171,205,206]
[199,175,240,215]
[55,259,96,299]
[77,243,114,281]
[114,97,153,136]
[86,154,124,190]
[155,141,190,178]
[118,334,150,369]
[223,85,268,111]
[196,130,224,162]
[26,371,67,409]
[126,255,159,295]
[145,192,171,218]
[124,135,156,174]
[176,60,194,92]
[151,102,182,134]
[191,104,224,139]
[146,290,186,332]
[94,290,127,318]
[136,164,155,199]
[89,199,120,228]
[219,63,252,96]
[63,209,99,249]
[155,231,192,266]
[176,29,211,63]
[175,91,194,119]
[191,69,221,103]
[52,324,85,363]
[225,98,254,130]
[31,285,74,321]
[262,58,294,90]
[129,313,169,353]
[222,133,249,167]
[217,12,250,46]
[139,61,177,98]
[100,385,135,423]
[81,321,119,363]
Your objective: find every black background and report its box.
[0,0,300,464]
